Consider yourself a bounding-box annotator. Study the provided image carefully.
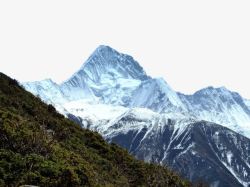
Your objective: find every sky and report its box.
[1,0,250,98]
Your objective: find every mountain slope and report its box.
[0,73,190,187]
[61,45,149,106]
[66,107,250,186]
[244,99,250,110]
[178,87,250,137]
[130,78,186,113]
[23,78,67,104]
[102,111,250,187]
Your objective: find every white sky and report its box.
[1,0,250,98]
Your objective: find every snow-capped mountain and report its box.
[23,79,67,104]
[130,78,186,113]
[22,45,250,186]
[65,107,250,187]
[178,87,250,138]
[23,45,250,139]
[103,111,250,187]
[61,45,149,106]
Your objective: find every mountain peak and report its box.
[82,45,115,67]
[80,45,120,69]
[95,44,115,52]
[194,86,233,96]
[67,45,149,85]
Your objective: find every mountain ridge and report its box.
[23,45,250,138]
[21,45,250,186]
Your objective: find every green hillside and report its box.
[0,73,191,187]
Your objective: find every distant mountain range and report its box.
[23,45,250,186]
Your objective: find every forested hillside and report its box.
[0,72,191,187]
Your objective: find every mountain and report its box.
[66,107,250,187]
[23,78,67,104]
[0,72,191,186]
[22,45,250,186]
[130,78,186,113]
[104,111,250,187]
[61,45,149,106]
[178,87,250,137]
[23,45,250,139]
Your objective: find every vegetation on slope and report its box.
[0,73,191,187]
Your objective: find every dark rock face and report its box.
[106,117,250,187]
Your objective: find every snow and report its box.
[221,160,250,187]
[128,108,159,121]
[244,99,250,110]
[156,78,186,108]
[176,143,195,157]
[63,100,127,120]
[160,119,196,164]
[76,45,148,82]
[179,87,250,138]
[243,168,248,177]
[130,78,186,113]
[23,79,68,104]
[226,151,233,165]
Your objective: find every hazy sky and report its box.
[1,1,250,98]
